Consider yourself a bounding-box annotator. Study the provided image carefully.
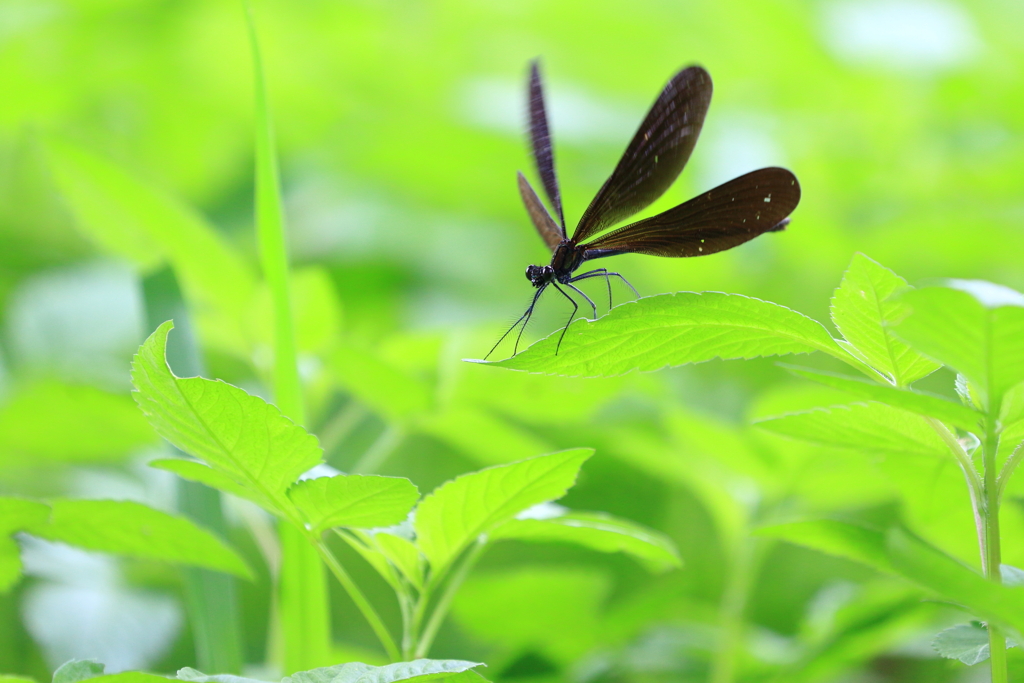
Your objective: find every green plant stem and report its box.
[927,418,985,551]
[711,535,766,683]
[245,3,331,671]
[414,539,487,658]
[312,537,400,662]
[982,416,1008,683]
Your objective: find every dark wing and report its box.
[528,60,566,234]
[517,171,563,251]
[580,167,800,258]
[571,66,712,244]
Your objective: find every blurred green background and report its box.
[1,0,1023,681]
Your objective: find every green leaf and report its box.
[892,281,1024,409]
[1002,564,1024,587]
[345,527,425,592]
[492,511,681,572]
[759,520,1024,636]
[176,669,261,683]
[414,449,592,573]
[770,524,1024,634]
[782,366,980,431]
[288,475,419,534]
[131,322,322,513]
[284,660,485,683]
[52,661,104,683]
[149,458,281,514]
[31,499,251,579]
[885,527,1024,636]
[756,402,948,458]
[756,520,891,574]
[374,531,424,590]
[91,675,173,683]
[0,497,51,591]
[933,622,1003,665]
[178,661,486,683]
[830,253,939,385]
[0,381,157,466]
[475,292,842,377]
[45,139,256,356]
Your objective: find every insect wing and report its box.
[572,66,712,243]
[528,60,566,234]
[518,171,563,251]
[580,167,800,258]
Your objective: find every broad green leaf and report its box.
[90,675,172,683]
[332,343,432,423]
[177,669,262,683]
[932,622,1016,665]
[46,139,256,356]
[782,366,980,431]
[52,661,104,683]
[342,531,406,592]
[830,253,939,385]
[132,322,322,512]
[179,660,486,683]
[0,381,157,466]
[756,520,891,574]
[492,511,680,572]
[0,497,50,591]
[30,499,251,579]
[285,660,485,683]
[346,527,426,592]
[1,676,36,683]
[415,449,592,572]
[756,402,948,458]
[288,475,419,534]
[760,520,1024,636]
[885,527,1024,636]
[374,532,424,590]
[475,292,842,377]
[893,282,1024,409]
[149,458,281,514]
[1002,564,1024,587]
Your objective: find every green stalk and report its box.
[244,3,331,672]
[414,539,487,658]
[313,539,400,662]
[711,535,766,683]
[927,418,985,554]
[982,415,1007,683]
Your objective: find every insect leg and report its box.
[485,284,547,359]
[564,282,597,319]
[570,270,640,299]
[569,268,613,308]
[551,282,579,356]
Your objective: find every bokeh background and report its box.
[1,0,1023,681]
